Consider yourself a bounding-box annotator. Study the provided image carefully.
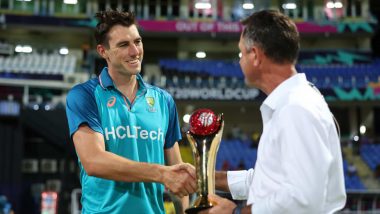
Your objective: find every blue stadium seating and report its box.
[159,59,380,90]
[361,144,380,170]
[345,175,366,190]
[216,139,257,170]
[343,159,366,190]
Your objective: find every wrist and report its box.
[155,164,167,184]
[232,206,241,214]
[215,171,229,192]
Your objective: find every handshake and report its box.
[162,109,223,199]
[162,162,197,198]
[162,109,224,213]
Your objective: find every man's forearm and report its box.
[84,149,171,183]
[181,195,189,213]
[73,127,168,183]
[215,171,230,192]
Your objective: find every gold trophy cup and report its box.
[185,109,224,214]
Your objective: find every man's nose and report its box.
[129,44,139,56]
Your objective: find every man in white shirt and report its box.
[200,10,346,214]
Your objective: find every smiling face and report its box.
[97,24,143,77]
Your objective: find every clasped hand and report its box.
[163,163,197,198]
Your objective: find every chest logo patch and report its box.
[146,97,155,107]
[107,96,117,108]
[146,97,156,112]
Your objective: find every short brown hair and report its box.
[241,10,300,64]
[94,10,137,47]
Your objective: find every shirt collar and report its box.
[99,67,114,89]
[262,73,307,111]
[136,73,147,94]
[98,67,147,93]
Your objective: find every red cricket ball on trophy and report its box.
[189,108,221,136]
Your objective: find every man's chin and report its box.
[244,79,256,88]
[125,67,141,75]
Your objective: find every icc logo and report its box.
[199,112,213,127]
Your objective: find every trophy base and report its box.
[185,206,212,214]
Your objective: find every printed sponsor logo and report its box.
[104,125,164,141]
[107,96,117,108]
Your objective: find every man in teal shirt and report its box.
[66,10,196,213]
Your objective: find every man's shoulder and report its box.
[145,83,173,100]
[281,84,330,117]
[67,77,99,101]
[70,77,99,92]
[283,81,319,101]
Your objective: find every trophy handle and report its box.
[186,133,198,156]
[207,120,224,195]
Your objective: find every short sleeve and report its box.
[163,92,182,149]
[66,84,103,138]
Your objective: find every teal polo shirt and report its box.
[66,67,182,214]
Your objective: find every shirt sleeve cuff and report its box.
[227,169,254,200]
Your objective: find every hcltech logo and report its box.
[104,126,164,141]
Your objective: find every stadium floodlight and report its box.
[64,0,78,4]
[183,114,191,123]
[23,45,32,53]
[242,3,254,10]
[353,135,359,142]
[196,51,206,58]
[326,1,343,9]
[326,1,335,8]
[195,1,211,10]
[15,45,32,53]
[15,45,23,53]
[59,47,69,55]
[282,3,297,10]
[334,2,343,8]
[360,125,366,135]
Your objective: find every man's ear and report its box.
[250,46,260,67]
[96,44,108,59]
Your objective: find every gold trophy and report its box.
[185,109,224,214]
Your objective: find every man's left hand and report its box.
[199,194,237,214]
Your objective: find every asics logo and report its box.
[107,96,116,107]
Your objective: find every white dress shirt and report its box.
[227,73,346,213]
